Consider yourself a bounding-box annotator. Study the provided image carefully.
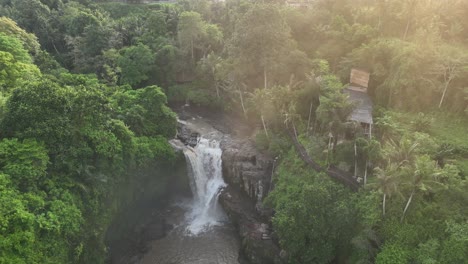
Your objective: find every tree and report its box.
[8,0,63,54]
[400,155,445,222]
[111,85,176,138]
[375,243,410,264]
[60,2,100,38]
[382,137,419,165]
[0,33,41,92]
[0,138,83,264]
[356,137,381,185]
[228,4,295,89]
[144,10,168,38]
[268,153,358,264]
[117,43,155,87]
[1,78,74,155]
[177,11,205,62]
[197,52,224,98]
[371,163,401,216]
[430,45,468,109]
[199,23,223,57]
[316,74,354,147]
[0,17,40,54]
[0,32,31,63]
[65,10,116,72]
[248,88,273,137]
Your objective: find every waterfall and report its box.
[182,137,227,235]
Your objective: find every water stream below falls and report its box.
[140,133,241,264]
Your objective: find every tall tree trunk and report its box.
[401,190,415,222]
[213,69,220,99]
[261,114,269,138]
[292,121,298,139]
[313,117,318,136]
[364,159,368,185]
[268,157,278,194]
[264,67,267,89]
[215,84,220,99]
[403,18,411,40]
[239,88,247,119]
[383,193,386,216]
[191,37,194,61]
[354,141,358,177]
[438,78,452,108]
[307,102,313,137]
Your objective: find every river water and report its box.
[139,129,241,264]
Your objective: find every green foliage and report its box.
[411,112,432,132]
[0,139,83,264]
[1,79,73,148]
[177,10,223,67]
[267,150,360,264]
[228,4,308,89]
[316,73,354,137]
[375,243,410,264]
[0,70,176,263]
[0,17,40,54]
[111,85,176,138]
[414,239,439,264]
[0,138,48,192]
[0,1,467,263]
[133,136,175,167]
[187,86,222,108]
[0,33,41,91]
[117,43,155,87]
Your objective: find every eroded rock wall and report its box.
[220,138,272,212]
[220,138,283,264]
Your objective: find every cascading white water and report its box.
[182,137,227,235]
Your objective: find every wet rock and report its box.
[220,138,273,215]
[219,185,282,264]
[176,121,200,147]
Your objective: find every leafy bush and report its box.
[375,243,410,264]
[411,112,432,132]
[267,150,359,264]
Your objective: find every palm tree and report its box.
[370,163,401,216]
[199,52,224,99]
[382,137,419,165]
[247,88,273,138]
[356,137,382,185]
[400,155,444,222]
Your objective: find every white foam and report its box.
[182,137,227,235]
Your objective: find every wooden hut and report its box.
[344,69,373,137]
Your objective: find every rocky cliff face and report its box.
[176,117,283,264]
[220,138,271,211]
[219,138,282,264]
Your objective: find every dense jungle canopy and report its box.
[0,0,467,263]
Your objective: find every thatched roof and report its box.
[344,87,373,125]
